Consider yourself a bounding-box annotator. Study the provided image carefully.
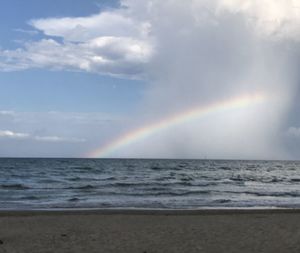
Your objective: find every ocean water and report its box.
[0,158,300,209]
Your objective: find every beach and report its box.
[0,209,300,253]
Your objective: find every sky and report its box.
[1,0,300,159]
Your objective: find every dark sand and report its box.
[0,209,300,253]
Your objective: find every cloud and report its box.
[1,0,300,78]
[0,130,29,139]
[34,136,85,143]
[286,127,300,138]
[13,28,39,36]
[2,0,300,77]
[0,110,125,157]
[91,0,300,159]
[0,111,15,116]
[2,0,300,158]
[0,129,85,143]
[0,7,153,78]
[0,37,152,77]
[30,11,147,41]
[218,0,300,41]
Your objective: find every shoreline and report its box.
[0,207,300,216]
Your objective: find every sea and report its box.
[0,158,300,210]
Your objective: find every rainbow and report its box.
[87,93,265,158]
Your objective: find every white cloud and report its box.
[0,6,153,78]
[14,28,39,36]
[93,0,298,159]
[0,129,85,143]
[0,130,29,139]
[218,0,300,40]
[0,110,122,156]
[30,11,147,42]
[166,0,300,39]
[0,37,152,78]
[34,136,86,143]
[1,0,300,78]
[1,0,300,158]
[0,111,15,116]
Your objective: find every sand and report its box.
[0,209,300,253]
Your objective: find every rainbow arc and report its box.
[87,93,265,158]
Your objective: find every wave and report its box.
[68,177,81,181]
[109,181,217,188]
[100,176,116,181]
[229,175,285,183]
[38,179,61,183]
[145,189,212,197]
[248,191,300,197]
[290,178,300,182]
[110,189,213,197]
[223,190,300,198]
[68,197,80,202]
[178,164,187,168]
[70,166,96,171]
[218,166,232,170]
[0,184,30,190]
[66,185,95,190]
[20,196,39,200]
[1,158,300,209]
[229,176,244,182]
[150,166,164,170]
[213,199,231,203]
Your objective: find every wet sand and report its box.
[0,209,300,253]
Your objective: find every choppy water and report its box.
[1,158,300,209]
